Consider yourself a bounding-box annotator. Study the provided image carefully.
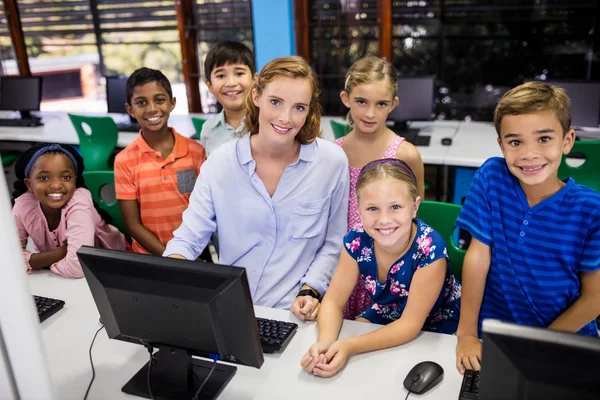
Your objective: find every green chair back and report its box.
[1,150,22,167]
[417,200,466,282]
[330,120,350,140]
[68,114,118,171]
[558,140,600,193]
[191,117,207,141]
[82,170,127,235]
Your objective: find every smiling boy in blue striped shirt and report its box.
[454,82,600,374]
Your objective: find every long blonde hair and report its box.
[343,56,397,127]
[245,56,322,144]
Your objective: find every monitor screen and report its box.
[0,76,42,112]
[77,247,264,399]
[533,80,600,128]
[479,319,600,400]
[106,76,128,114]
[388,76,435,123]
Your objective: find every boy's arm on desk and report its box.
[119,199,166,256]
[456,237,491,373]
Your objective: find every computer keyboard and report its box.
[458,369,480,400]
[256,317,298,353]
[34,295,65,322]
[117,122,141,132]
[0,118,43,127]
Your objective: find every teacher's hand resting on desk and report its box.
[291,285,321,321]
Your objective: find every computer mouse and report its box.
[403,361,444,395]
[441,137,452,146]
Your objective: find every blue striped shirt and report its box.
[456,157,600,337]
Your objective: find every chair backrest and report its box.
[82,170,127,235]
[68,114,118,171]
[191,117,207,141]
[417,200,466,282]
[558,140,600,193]
[330,120,349,140]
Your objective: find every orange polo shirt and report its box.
[114,128,206,254]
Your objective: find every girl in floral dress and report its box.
[301,159,460,378]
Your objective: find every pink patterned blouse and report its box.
[335,135,405,319]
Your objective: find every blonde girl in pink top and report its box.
[11,143,126,278]
[336,57,425,319]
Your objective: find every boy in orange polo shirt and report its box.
[114,67,206,255]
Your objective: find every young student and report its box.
[114,67,206,255]
[337,56,426,320]
[11,143,126,278]
[164,56,349,319]
[200,41,256,156]
[455,82,600,374]
[300,159,460,378]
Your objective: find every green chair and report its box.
[330,120,349,140]
[558,140,600,193]
[68,114,118,171]
[417,200,466,282]
[83,170,127,235]
[191,117,207,141]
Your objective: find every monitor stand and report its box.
[122,346,237,400]
[390,121,430,146]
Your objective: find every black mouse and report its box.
[403,361,444,395]
[441,137,452,146]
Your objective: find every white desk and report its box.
[28,272,462,400]
[0,112,460,166]
[444,122,502,168]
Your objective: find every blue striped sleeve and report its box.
[456,161,493,246]
[580,218,600,272]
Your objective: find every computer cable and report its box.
[82,324,105,400]
[142,342,157,400]
[192,356,219,400]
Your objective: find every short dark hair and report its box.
[126,67,173,105]
[204,41,255,82]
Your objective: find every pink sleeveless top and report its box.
[335,135,406,320]
[335,135,405,231]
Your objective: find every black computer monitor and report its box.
[106,75,137,124]
[77,246,264,400]
[0,76,43,120]
[388,76,435,137]
[479,319,600,400]
[530,80,600,128]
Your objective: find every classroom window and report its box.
[15,0,100,109]
[302,0,379,115]
[195,0,255,113]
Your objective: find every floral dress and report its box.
[343,219,461,334]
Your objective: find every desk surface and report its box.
[0,112,459,166]
[28,271,462,400]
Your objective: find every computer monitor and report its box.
[0,76,43,120]
[388,76,435,137]
[531,80,600,128]
[479,319,600,400]
[76,246,264,400]
[106,75,137,124]
[0,168,55,399]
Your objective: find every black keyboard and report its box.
[34,295,65,322]
[458,369,480,400]
[117,122,141,132]
[257,317,297,353]
[0,118,43,127]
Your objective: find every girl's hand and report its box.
[300,341,331,373]
[312,339,352,378]
[456,335,482,373]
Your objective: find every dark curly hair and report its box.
[12,143,113,225]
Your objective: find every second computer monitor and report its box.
[388,76,435,125]
[479,319,600,400]
[0,76,43,119]
[532,80,600,128]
